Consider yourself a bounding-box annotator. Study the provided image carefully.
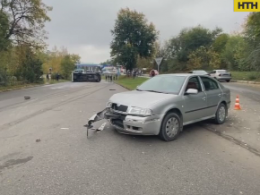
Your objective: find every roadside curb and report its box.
[232,80,260,85]
[114,82,132,90]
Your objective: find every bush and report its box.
[0,68,8,86]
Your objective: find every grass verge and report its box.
[0,79,68,93]
[230,71,260,81]
[0,83,43,92]
[114,76,148,90]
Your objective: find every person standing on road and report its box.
[133,69,136,79]
[150,70,155,77]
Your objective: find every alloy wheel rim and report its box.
[165,117,179,138]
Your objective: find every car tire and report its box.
[226,80,230,82]
[214,103,227,124]
[159,112,182,142]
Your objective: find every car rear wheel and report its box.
[214,103,227,124]
[159,112,182,141]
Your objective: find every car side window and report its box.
[186,77,202,92]
[200,77,219,91]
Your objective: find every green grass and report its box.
[114,76,148,90]
[230,71,260,81]
[0,83,42,92]
[0,79,68,92]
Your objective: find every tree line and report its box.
[0,0,80,86]
[105,8,260,79]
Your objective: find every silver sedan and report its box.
[87,74,231,141]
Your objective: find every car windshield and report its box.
[193,70,207,74]
[74,69,84,72]
[85,66,101,72]
[217,70,227,73]
[137,75,187,94]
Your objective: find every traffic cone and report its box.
[234,95,241,110]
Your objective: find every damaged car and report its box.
[87,74,231,141]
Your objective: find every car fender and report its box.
[214,87,231,114]
[156,104,184,123]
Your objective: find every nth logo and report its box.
[234,0,260,12]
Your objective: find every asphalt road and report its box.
[224,82,260,103]
[0,81,260,195]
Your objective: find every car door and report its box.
[182,76,208,123]
[199,76,222,116]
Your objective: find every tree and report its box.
[0,10,10,50]
[0,0,52,48]
[165,25,222,70]
[110,8,158,71]
[221,35,249,70]
[244,13,260,45]
[61,55,79,79]
[242,12,260,71]
[15,45,43,83]
[101,58,117,65]
[212,33,229,53]
[187,46,222,71]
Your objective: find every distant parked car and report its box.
[189,70,210,76]
[209,69,232,82]
[87,74,231,142]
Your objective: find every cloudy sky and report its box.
[42,0,248,64]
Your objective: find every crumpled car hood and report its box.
[109,90,177,108]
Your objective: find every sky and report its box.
[42,0,248,64]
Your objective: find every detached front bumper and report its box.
[87,108,162,136]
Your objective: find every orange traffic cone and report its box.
[234,95,242,110]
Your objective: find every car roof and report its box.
[157,73,212,78]
[157,73,193,77]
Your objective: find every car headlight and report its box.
[128,106,152,116]
[106,102,112,108]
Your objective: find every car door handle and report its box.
[218,94,222,97]
[202,97,206,100]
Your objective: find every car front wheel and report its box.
[159,112,182,141]
[215,103,227,124]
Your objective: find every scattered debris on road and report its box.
[36,139,41,143]
[97,122,106,131]
[24,96,31,100]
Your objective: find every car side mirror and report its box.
[185,88,198,95]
